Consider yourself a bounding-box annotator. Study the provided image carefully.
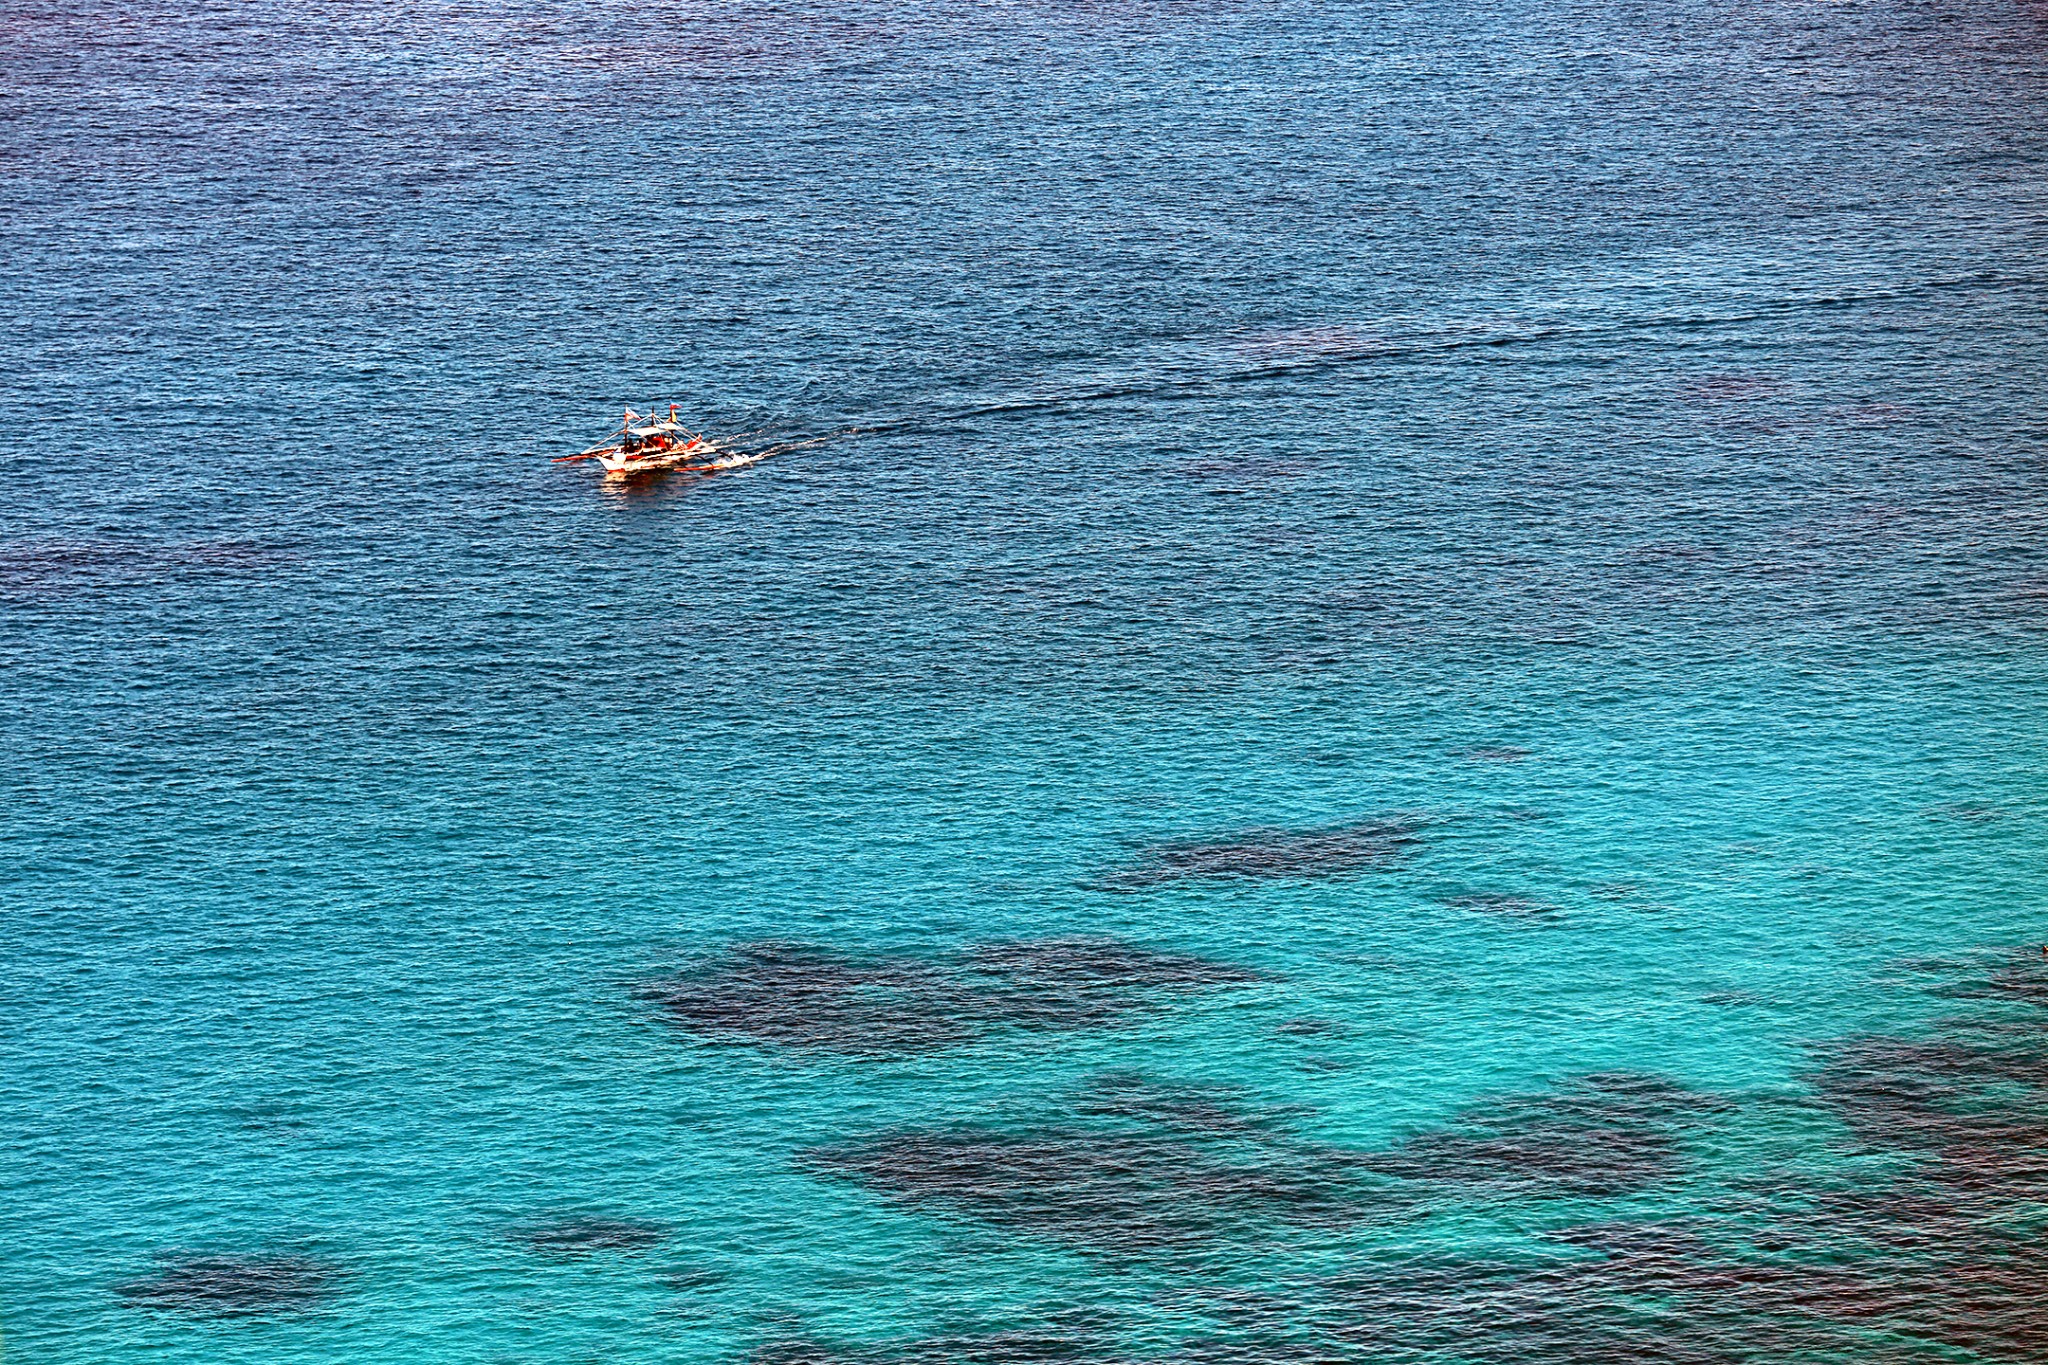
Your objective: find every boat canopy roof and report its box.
[628,421,686,436]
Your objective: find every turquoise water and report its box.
[6,0,2048,1360]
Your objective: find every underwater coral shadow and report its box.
[1092,816,1427,891]
[799,1070,1727,1262]
[639,936,1269,1056]
[115,1251,344,1317]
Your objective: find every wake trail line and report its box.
[796,268,2044,444]
[585,268,2044,474]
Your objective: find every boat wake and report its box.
[700,448,771,472]
[758,267,2045,455]
[560,266,2043,486]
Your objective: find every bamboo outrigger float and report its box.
[555,405,723,477]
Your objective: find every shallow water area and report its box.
[4,0,2048,1361]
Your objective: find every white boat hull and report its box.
[597,441,720,476]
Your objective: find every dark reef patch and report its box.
[804,1126,1369,1254]
[1933,949,2048,1010]
[1274,1017,1348,1037]
[115,1252,341,1317]
[1335,948,2048,1362]
[754,1323,1123,1365]
[1462,745,1531,762]
[1361,1072,1725,1197]
[801,1076,1380,1256]
[1439,891,1555,918]
[643,937,1265,1055]
[803,1071,1726,1259]
[1100,817,1422,889]
[1513,954,2048,1360]
[959,938,1265,1032]
[512,1215,670,1255]
[643,941,972,1053]
[1697,989,1765,1007]
[1922,802,2007,824]
[781,953,2048,1362]
[1294,1055,1354,1072]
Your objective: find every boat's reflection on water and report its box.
[592,450,771,505]
[593,468,708,506]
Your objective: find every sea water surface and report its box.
[5,0,2048,1360]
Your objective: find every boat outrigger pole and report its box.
[554,407,640,464]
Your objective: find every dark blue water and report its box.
[6,0,2048,1360]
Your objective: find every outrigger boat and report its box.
[555,406,722,476]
